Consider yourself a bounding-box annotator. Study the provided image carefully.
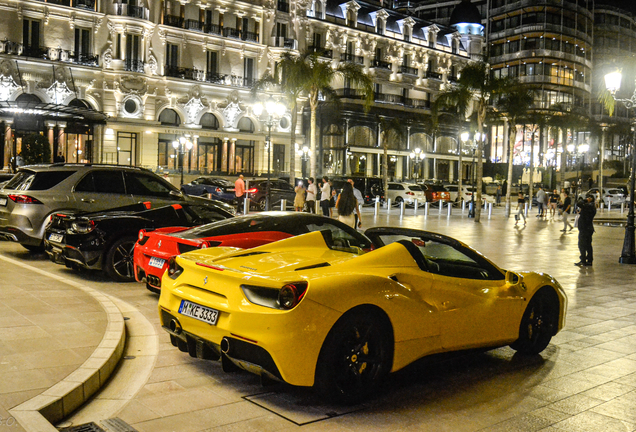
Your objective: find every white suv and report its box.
[386,183,426,206]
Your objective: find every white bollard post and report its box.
[280,199,286,211]
[386,198,391,212]
[488,202,492,218]
[609,200,612,212]
[462,200,465,212]
[447,202,452,217]
[243,196,249,215]
[425,202,429,216]
[621,202,625,213]
[400,201,405,217]
[414,199,419,213]
[524,202,529,217]
[374,199,380,215]
[439,201,443,215]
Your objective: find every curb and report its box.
[0,255,127,432]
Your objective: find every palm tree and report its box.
[433,86,473,201]
[377,116,405,197]
[299,51,374,178]
[495,85,534,216]
[252,52,307,184]
[455,61,510,222]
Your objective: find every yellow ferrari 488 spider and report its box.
[158,226,567,403]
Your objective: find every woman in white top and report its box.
[305,177,317,213]
[320,176,331,217]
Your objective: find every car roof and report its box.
[19,163,152,173]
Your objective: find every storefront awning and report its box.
[0,101,108,123]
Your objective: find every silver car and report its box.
[0,164,234,251]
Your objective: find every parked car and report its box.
[386,182,426,206]
[458,186,496,204]
[0,173,14,188]
[0,164,234,251]
[159,226,566,403]
[181,177,236,204]
[583,188,626,207]
[135,212,372,292]
[332,176,385,205]
[245,179,296,211]
[45,202,233,281]
[420,183,451,204]
[444,184,460,202]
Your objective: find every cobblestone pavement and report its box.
[2,205,636,432]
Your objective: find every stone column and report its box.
[4,120,13,170]
[46,122,55,162]
[58,123,67,161]
[222,137,228,173]
[229,138,236,174]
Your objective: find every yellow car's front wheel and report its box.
[511,288,560,355]
[314,307,393,404]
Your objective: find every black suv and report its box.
[246,178,296,211]
[331,176,385,205]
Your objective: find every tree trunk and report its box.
[310,99,318,178]
[289,101,297,184]
[528,127,535,213]
[475,124,484,222]
[457,132,463,206]
[383,141,388,203]
[505,120,515,217]
[600,128,605,195]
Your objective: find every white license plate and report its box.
[48,233,63,242]
[148,256,166,269]
[0,198,6,206]
[178,300,219,326]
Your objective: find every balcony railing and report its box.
[74,0,95,9]
[374,93,404,104]
[426,70,442,80]
[242,31,259,42]
[164,15,184,28]
[371,59,392,70]
[399,65,418,75]
[0,41,99,67]
[340,52,364,64]
[336,88,365,99]
[404,98,430,109]
[204,24,222,35]
[125,59,145,73]
[184,19,203,31]
[223,27,241,39]
[308,46,333,58]
[165,65,202,80]
[277,1,290,12]
[162,68,253,88]
[115,4,147,19]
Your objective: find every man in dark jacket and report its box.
[575,193,596,266]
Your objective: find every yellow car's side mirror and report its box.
[505,270,522,285]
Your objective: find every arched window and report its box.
[237,117,254,133]
[436,136,457,154]
[199,113,219,130]
[348,125,375,147]
[159,109,181,126]
[410,132,434,153]
[68,98,90,108]
[15,93,42,104]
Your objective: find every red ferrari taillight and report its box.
[278,282,308,310]
[247,187,258,194]
[8,195,42,204]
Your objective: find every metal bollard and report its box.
[386,198,391,212]
[462,200,465,212]
[414,198,419,213]
[280,199,286,211]
[400,201,405,217]
[374,200,380,215]
[609,201,612,211]
[439,201,443,215]
[524,202,529,217]
[447,202,452,217]
[424,202,429,216]
[243,197,249,215]
[621,202,625,213]
[488,202,492,218]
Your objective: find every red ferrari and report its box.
[134,212,373,293]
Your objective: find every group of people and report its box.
[294,177,363,229]
[515,186,596,267]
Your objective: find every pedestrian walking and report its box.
[515,192,526,226]
[560,190,574,232]
[549,189,559,220]
[320,176,330,217]
[348,179,364,228]
[575,193,596,266]
[536,187,546,218]
[294,181,306,212]
[305,177,317,213]
[336,182,360,229]
[234,174,245,213]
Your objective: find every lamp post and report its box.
[298,145,310,179]
[567,142,589,200]
[467,133,480,218]
[409,147,425,180]
[253,96,286,211]
[172,135,193,187]
[605,70,636,264]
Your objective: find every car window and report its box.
[183,205,231,224]
[408,185,423,192]
[306,221,371,250]
[5,170,75,191]
[279,181,294,191]
[75,171,126,194]
[125,172,176,197]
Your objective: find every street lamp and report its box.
[605,70,636,264]
[253,96,286,211]
[467,133,481,218]
[567,142,589,200]
[172,135,193,187]
[409,147,425,179]
[297,145,310,178]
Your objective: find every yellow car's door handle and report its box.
[81,198,95,203]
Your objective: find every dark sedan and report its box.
[45,202,233,282]
[246,179,296,211]
[181,177,236,204]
